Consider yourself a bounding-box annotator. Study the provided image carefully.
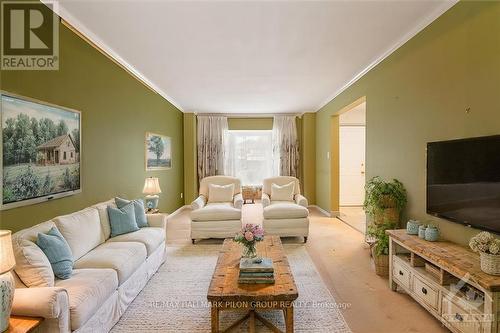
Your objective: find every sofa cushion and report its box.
[106,227,164,256]
[74,242,146,284]
[92,199,116,242]
[107,204,139,237]
[208,183,234,203]
[263,202,309,219]
[115,197,148,228]
[191,203,241,221]
[36,226,74,280]
[54,208,103,261]
[55,268,118,331]
[12,220,55,287]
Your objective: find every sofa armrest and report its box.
[261,193,271,208]
[191,195,206,210]
[295,194,308,208]
[233,193,243,210]
[12,287,69,319]
[147,213,167,229]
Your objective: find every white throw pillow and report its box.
[208,184,235,203]
[12,221,56,287]
[271,182,295,201]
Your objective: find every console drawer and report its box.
[393,257,411,290]
[413,275,439,311]
[442,297,482,333]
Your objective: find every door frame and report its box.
[330,96,366,216]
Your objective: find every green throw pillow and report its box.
[36,227,74,280]
[108,203,139,237]
[115,197,148,227]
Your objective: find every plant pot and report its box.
[374,207,399,225]
[480,252,500,275]
[380,195,396,208]
[371,246,389,277]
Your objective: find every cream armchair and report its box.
[262,176,309,242]
[190,176,243,243]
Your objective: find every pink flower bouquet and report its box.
[234,224,264,258]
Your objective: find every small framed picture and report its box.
[145,132,172,171]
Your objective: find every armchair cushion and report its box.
[191,203,241,221]
[263,202,309,219]
[233,193,243,209]
[191,195,206,210]
[271,182,295,201]
[295,194,308,208]
[208,183,234,203]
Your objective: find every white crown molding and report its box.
[314,0,458,113]
[46,1,185,112]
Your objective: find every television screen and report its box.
[427,135,500,233]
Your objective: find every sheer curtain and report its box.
[197,115,228,182]
[225,130,273,186]
[272,115,299,177]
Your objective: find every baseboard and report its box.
[309,205,331,217]
[167,205,189,221]
[330,210,340,217]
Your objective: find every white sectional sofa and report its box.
[10,199,167,333]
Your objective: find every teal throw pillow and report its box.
[36,227,74,279]
[108,203,139,237]
[115,197,148,227]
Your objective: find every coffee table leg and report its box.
[285,306,294,332]
[249,310,255,333]
[211,306,219,333]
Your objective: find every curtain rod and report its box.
[194,112,306,118]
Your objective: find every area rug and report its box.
[112,244,352,332]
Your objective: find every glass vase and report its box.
[242,243,257,259]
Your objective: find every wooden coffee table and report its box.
[207,236,298,333]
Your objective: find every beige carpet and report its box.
[112,243,352,332]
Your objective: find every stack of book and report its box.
[238,258,275,284]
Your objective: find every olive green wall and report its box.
[228,117,273,130]
[183,113,197,204]
[0,23,184,232]
[316,1,500,245]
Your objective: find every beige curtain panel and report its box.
[272,115,299,178]
[197,115,228,183]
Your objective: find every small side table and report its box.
[7,316,44,333]
[241,186,256,204]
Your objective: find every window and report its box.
[225,130,274,186]
[63,152,66,160]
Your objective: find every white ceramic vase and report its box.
[0,272,14,332]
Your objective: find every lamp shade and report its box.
[143,177,162,195]
[0,230,15,275]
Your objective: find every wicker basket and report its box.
[371,245,389,277]
[480,252,500,275]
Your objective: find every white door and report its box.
[339,126,366,206]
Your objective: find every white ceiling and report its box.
[54,0,456,114]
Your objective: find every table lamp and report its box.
[0,230,16,332]
[143,177,162,210]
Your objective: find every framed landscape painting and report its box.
[145,132,171,170]
[1,92,81,210]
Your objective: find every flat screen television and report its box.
[427,135,500,233]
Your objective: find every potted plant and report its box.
[367,220,398,277]
[364,176,407,225]
[469,232,500,275]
